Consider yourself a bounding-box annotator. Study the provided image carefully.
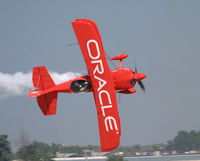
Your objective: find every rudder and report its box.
[33,66,55,90]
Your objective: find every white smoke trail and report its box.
[0,71,84,98]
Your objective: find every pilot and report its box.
[77,81,90,92]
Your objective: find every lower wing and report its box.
[72,19,121,152]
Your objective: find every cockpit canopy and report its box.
[71,80,91,93]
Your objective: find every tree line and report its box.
[1,130,200,161]
[113,130,200,156]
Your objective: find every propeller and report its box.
[134,66,146,92]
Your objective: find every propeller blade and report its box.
[135,66,138,73]
[134,65,146,92]
[138,81,145,92]
[131,78,137,85]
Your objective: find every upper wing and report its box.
[72,19,121,152]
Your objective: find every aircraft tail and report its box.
[36,92,58,115]
[29,66,58,115]
[32,66,55,90]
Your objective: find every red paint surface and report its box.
[29,19,146,152]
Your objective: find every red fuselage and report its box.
[41,68,146,95]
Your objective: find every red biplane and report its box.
[29,19,146,152]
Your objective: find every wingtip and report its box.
[101,139,120,152]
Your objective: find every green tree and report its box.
[132,144,141,152]
[146,143,166,152]
[17,141,54,161]
[188,130,200,150]
[165,140,175,151]
[173,131,190,152]
[107,155,126,161]
[166,130,200,153]
[62,145,83,154]
[0,135,11,161]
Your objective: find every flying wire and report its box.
[65,43,79,47]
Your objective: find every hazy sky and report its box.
[0,0,200,151]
